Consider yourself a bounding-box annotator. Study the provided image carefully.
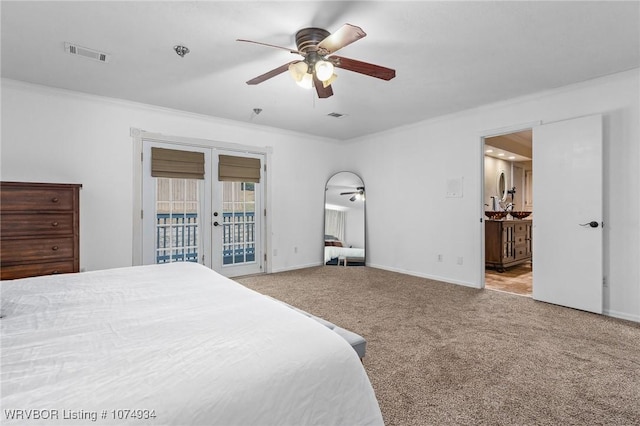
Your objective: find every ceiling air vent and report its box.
[327,112,347,118]
[64,42,110,63]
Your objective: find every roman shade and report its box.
[218,155,261,183]
[151,147,205,180]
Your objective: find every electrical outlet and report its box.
[294,247,298,254]
[457,257,463,265]
[437,254,443,262]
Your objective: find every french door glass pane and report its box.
[222,181,256,265]
[155,178,200,264]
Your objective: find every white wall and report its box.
[1,79,339,273]
[344,69,640,322]
[484,156,512,209]
[2,70,638,322]
[343,205,365,249]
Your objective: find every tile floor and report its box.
[485,262,532,296]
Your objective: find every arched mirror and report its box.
[497,169,507,202]
[324,172,365,266]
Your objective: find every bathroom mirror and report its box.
[497,170,507,202]
[324,172,365,266]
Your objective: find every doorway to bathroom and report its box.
[483,129,533,297]
[481,115,603,312]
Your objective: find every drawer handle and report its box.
[51,222,59,227]
[52,246,59,251]
[51,197,59,203]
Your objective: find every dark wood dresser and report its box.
[1,182,82,280]
[485,219,532,272]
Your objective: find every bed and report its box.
[1,262,383,425]
[324,245,365,265]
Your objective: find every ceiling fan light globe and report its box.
[296,72,313,89]
[314,60,334,82]
[288,62,308,82]
[322,73,338,88]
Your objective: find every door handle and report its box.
[579,221,600,228]
[213,221,220,227]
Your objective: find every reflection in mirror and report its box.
[497,170,507,201]
[324,172,365,266]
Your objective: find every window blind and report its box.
[218,155,261,183]
[151,147,205,180]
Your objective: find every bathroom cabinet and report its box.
[485,219,532,272]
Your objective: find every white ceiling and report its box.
[485,129,532,162]
[2,1,638,140]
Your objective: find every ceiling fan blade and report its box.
[340,191,357,195]
[331,55,396,81]
[236,39,302,55]
[313,74,334,98]
[246,61,300,85]
[317,24,366,55]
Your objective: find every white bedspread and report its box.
[1,263,382,425]
[324,246,365,263]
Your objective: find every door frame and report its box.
[131,128,273,273]
[478,121,540,290]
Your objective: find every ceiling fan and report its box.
[237,24,396,98]
[340,186,365,202]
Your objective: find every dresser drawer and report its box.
[1,213,74,237]
[514,246,530,260]
[1,237,74,263]
[0,261,76,280]
[513,223,529,236]
[514,234,528,246]
[0,187,75,211]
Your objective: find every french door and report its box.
[142,141,264,277]
[212,155,263,276]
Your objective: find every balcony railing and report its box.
[222,211,255,265]
[156,213,198,263]
[156,212,255,264]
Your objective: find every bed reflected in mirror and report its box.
[324,172,365,266]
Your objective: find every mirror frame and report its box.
[323,171,366,266]
[497,169,507,202]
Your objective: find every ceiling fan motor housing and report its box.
[295,28,330,54]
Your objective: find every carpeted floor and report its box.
[236,266,640,426]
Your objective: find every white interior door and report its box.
[532,114,603,313]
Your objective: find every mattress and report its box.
[1,262,383,425]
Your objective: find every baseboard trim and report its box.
[366,263,479,289]
[271,262,323,274]
[603,309,640,324]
